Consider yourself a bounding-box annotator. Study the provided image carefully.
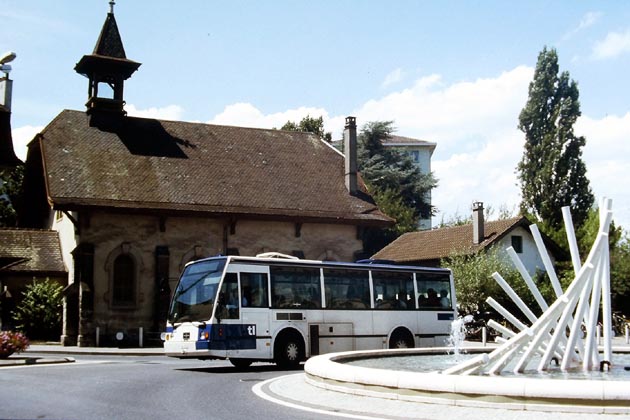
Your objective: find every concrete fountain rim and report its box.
[303,346,630,414]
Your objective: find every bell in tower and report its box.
[74,1,141,116]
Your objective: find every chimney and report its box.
[472,202,484,245]
[343,116,357,194]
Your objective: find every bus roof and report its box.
[187,254,451,274]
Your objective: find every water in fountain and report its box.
[344,352,630,379]
[447,314,473,357]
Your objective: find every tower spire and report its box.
[74,2,140,116]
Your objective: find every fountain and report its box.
[446,314,473,357]
[304,199,630,413]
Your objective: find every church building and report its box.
[20,5,391,346]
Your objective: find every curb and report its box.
[25,345,164,357]
[0,356,75,368]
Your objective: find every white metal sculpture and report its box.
[444,198,613,375]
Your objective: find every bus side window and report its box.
[270,266,321,309]
[219,273,239,319]
[372,271,413,309]
[322,269,369,309]
[240,272,269,308]
[417,272,452,309]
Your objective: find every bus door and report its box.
[224,264,271,359]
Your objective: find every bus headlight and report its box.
[200,331,209,340]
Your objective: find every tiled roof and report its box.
[373,217,528,263]
[36,110,392,226]
[0,228,66,274]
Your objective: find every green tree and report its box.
[610,234,630,316]
[443,247,514,315]
[280,115,332,142]
[573,208,630,316]
[358,121,437,223]
[362,187,417,250]
[357,121,438,254]
[0,164,24,227]
[443,246,559,322]
[517,47,594,229]
[12,279,63,340]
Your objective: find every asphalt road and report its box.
[0,353,334,420]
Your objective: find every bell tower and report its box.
[74,1,141,116]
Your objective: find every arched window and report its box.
[112,254,135,307]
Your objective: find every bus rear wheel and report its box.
[275,331,304,369]
[389,329,414,349]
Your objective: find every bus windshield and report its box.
[168,258,226,324]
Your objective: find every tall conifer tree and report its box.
[517,47,593,228]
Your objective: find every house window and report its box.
[112,254,135,306]
[511,235,523,254]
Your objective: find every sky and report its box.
[2,1,630,231]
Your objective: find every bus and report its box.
[163,253,456,368]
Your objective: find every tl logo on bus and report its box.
[247,325,256,336]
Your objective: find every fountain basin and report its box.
[304,347,630,414]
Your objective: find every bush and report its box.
[441,247,522,316]
[0,330,29,356]
[12,279,63,340]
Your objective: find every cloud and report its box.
[591,29,630,60]
[381,68,405,88]
[562,11,602,41]
[207,66,630,229]
[349,66,533,154]
[125,104,185,121]
[576,112,630,227]
[11,125,42,161]
[208,102,343,131]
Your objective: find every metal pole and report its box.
[562,206,582,275]
[481,326,487,347]
[96,327,100,347]
[599,199,614,363]
[139,327,143,348]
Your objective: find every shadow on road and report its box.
[176,363,304,374]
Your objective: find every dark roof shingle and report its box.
[0,228,66,274]
[37,110,391,226]
[373,217,527,263]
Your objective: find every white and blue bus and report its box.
[163,253,456,368]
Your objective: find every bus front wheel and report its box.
[275,331,304,369]
[389,329,414,349]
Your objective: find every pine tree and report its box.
[517,47,594,228]
[357,121,438,255]
[358,121,437,222]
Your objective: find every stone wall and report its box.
[60,210,364,344]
